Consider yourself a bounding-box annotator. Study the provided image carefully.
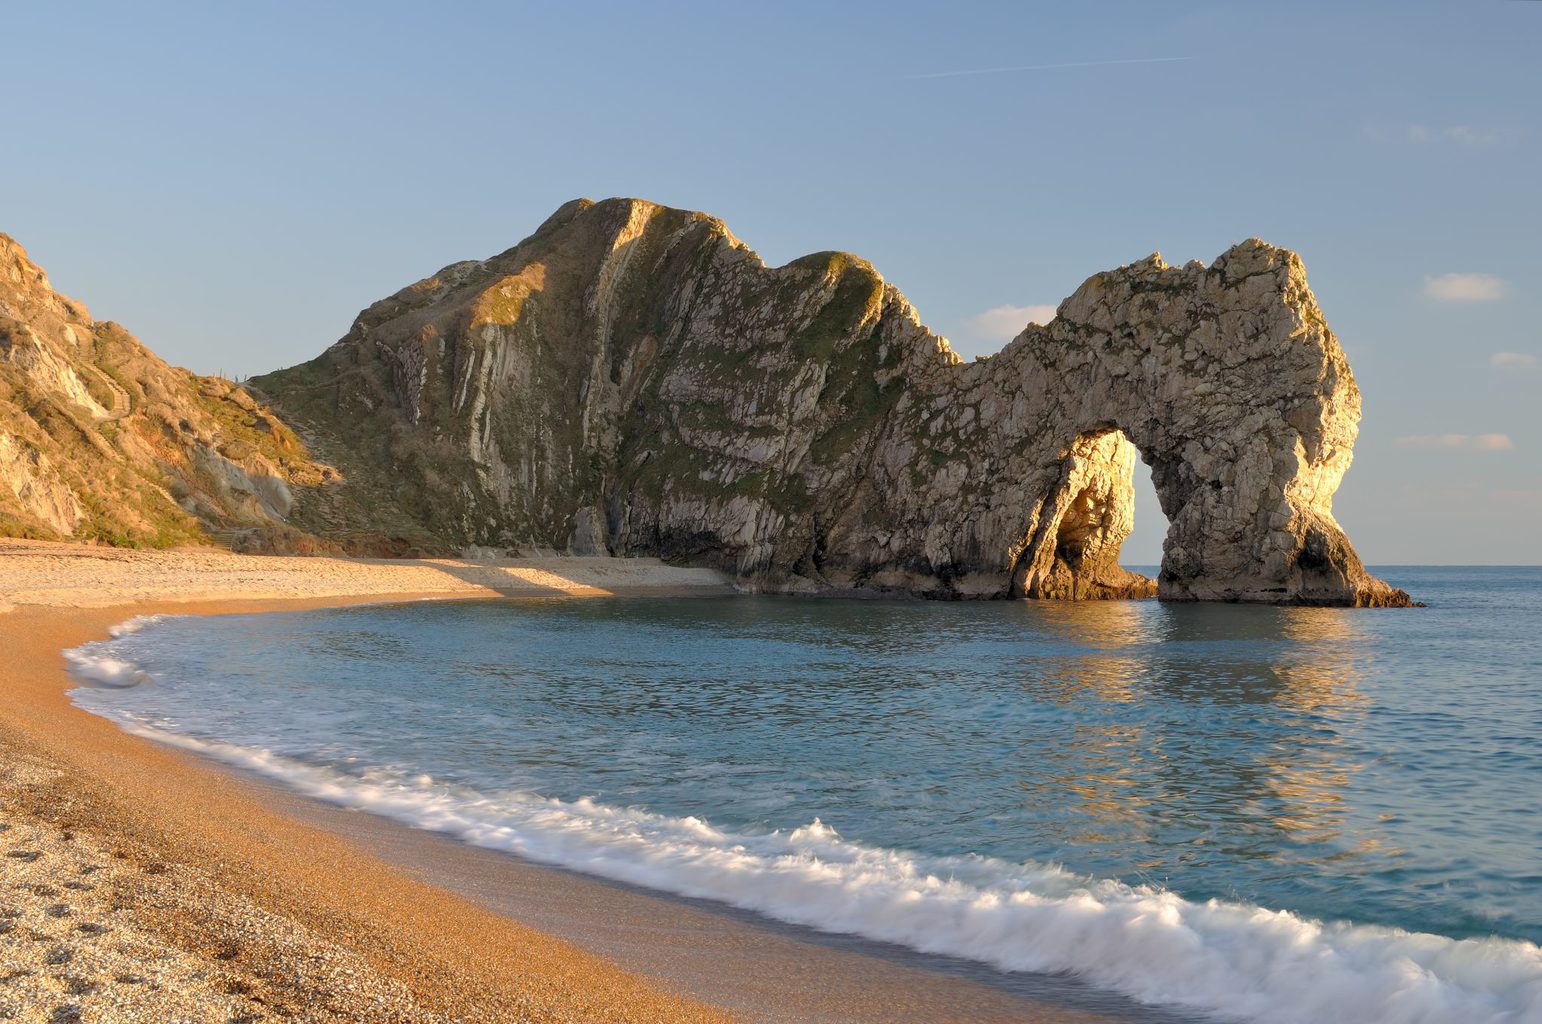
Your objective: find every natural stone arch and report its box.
[887,239,1407,605]
[257,198,1409,606]
[1010,428,1155,600]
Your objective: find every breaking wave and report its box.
[62,616,170,687]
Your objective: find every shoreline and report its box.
[0,542,1139,1023]
[2,600,739,1023]
[215,740,1166,1024]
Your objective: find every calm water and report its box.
[67,567,1542,1024]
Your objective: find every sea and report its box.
[65,566,1542,1024]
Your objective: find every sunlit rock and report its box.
[256,198,1408,605]
[0,234,337,550]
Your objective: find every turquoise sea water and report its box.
[66,567,1542,1024]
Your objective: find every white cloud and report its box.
[1490,352,1538,369]
[1409,123,1500,145]
[1423,273,1505,302]
[965,303,1058,341]
[1396,433,1515,452]
[1474,433,1516,451]
[1368,123,1517,146]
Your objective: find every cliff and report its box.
[252,198,1409,605]
[0,234,334,551]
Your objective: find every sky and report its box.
[3,1,1538,564]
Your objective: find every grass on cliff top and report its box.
[787,255,886,365]
[185,373,320,472]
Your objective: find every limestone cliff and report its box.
[254,198,1409,606]
[0,234,334,550]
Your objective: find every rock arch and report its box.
[887,240,1409,606]
[255,198,1409,606]
[1010,429,1155,600]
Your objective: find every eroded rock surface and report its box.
[0,234,336,549]
[256,198,1409,605]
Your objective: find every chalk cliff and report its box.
[0,234,334,550]
[254,198,1409,606]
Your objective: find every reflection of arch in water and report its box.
[1262,608,1378,847]
[1015,599,1155,703]
[1015,717,1155,847]
[1274,607,1372,712]
[1022,599,1372,710]
[1146,604,1372,855]
[1012,601,1377,866]
[1027,597,1154,649]
[1138,602,1370,709]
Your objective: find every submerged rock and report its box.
[254,198,1409,606]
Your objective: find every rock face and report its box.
[255,198,1409,606]
[0,234,335,550]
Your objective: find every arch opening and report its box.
[1011,429,1163,601]
[1121,449,1165,576]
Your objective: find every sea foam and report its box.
[63,634,1542,1024]
[65,615,171,687]
[64,651,149,687]
[107,614,170,638]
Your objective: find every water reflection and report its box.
[1011,601,1380,893]
[1012,601,1151,704]
[1027,599,1154,648]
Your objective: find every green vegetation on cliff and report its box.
[0,233,335,550]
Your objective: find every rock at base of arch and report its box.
[1012,431,1157,600]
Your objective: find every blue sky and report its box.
[4,2,1538,563]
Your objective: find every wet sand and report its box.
[1,543,1149,1023]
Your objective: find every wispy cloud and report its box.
[1490,352,1538,369]
[903,56,1189,81]
[1424,273,1505,302]
[1407,123,1508,145]
[965,303,1058,341]
[1396,433,1515,452]
[1365,122,1519,146]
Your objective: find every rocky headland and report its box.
[2,201,1412,605]
[0,233,334,552]
[255,198,1408,606]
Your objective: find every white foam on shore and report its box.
[64,639,1542,1024]
[62,616,173,687]
[64,651,149,688]
[107,614,171,638]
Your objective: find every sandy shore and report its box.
[1,540,742,1023]
[0,538,734,611]
[0,542,1135,1024]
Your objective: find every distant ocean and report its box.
[66,567,1542,1024]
